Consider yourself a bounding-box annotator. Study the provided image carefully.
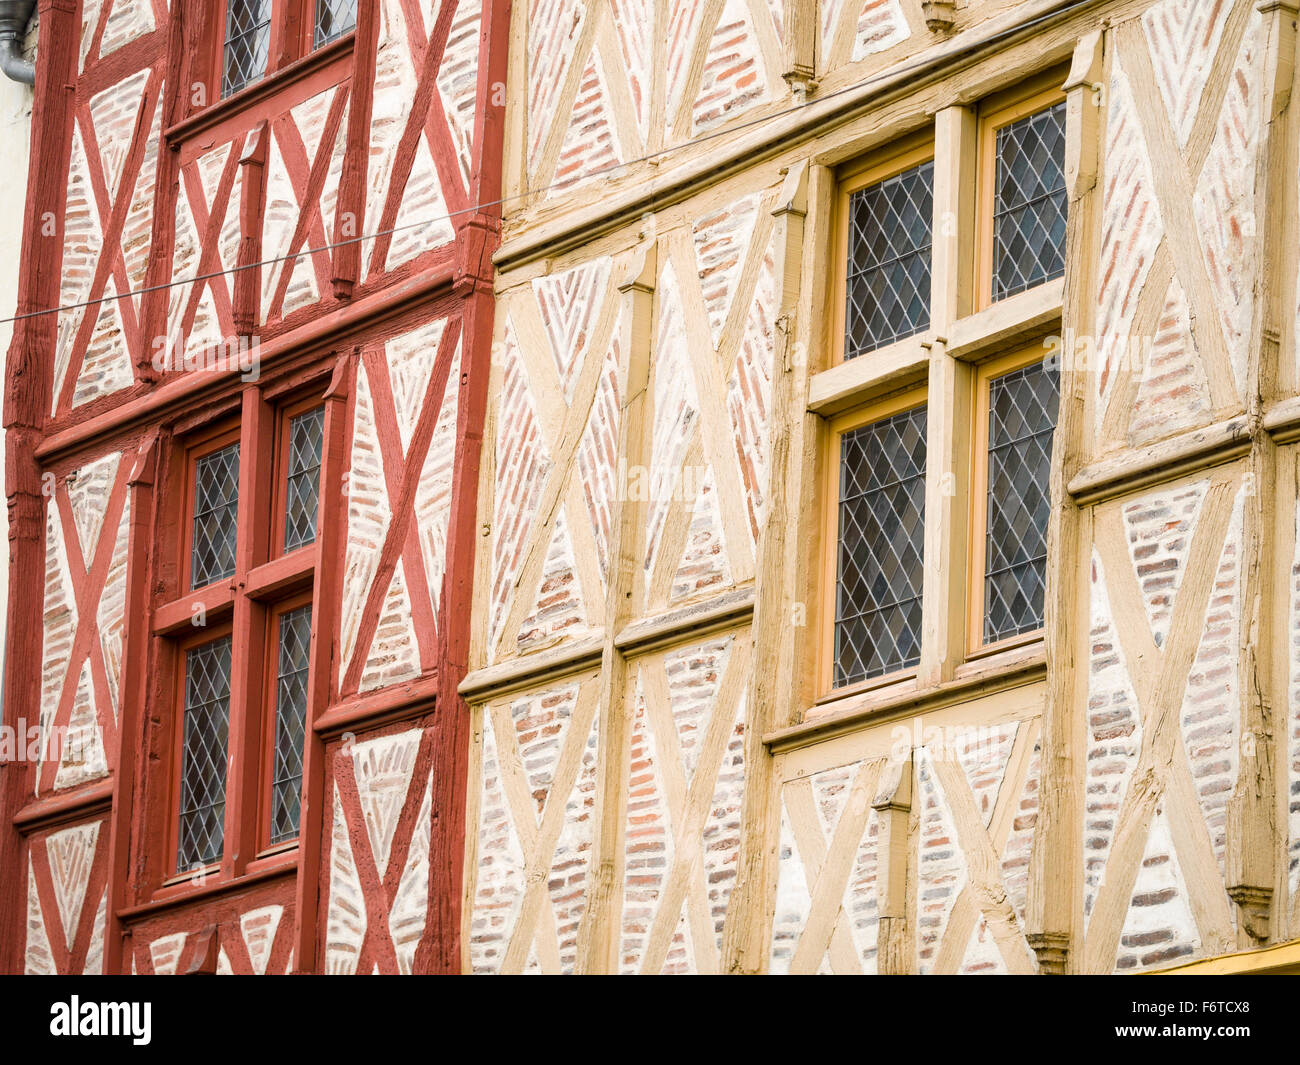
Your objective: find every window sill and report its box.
[120,851,300,922]
[152,580,237,636]
[946,277,1063,363]
[808,332,932,417]
[161,863,221,890]
[247,544,318,600]
[250,843,299,869]
[164,32,356,148]
[806,279,1063,420]
[764,639,1045,754]
[964,626,1044,665]
[150,547,317,636]
[812,666,920,708]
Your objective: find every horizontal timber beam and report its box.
[765,643,1046,754]
[1068,416,1252,504]
[459,587,758,705]
[33,263,459,465]
[12,779,115,834]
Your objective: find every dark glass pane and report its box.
[178,637,232,872]
[270,605,312,844]
[993,102,1067,301]
[283,406,325,552]
[844,160,933,359]
[984,359,1060,643]
[315,0,357,47]
[835,405,927,686]
[191,442,240,589]
[223,0,271,97]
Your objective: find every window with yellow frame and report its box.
[820,388,929,693]
[966,343,1060,656]
[975,73,1068,309]
[819,71,1067,696]
[832,135,936,365]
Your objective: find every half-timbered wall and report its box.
[1055,0,1294,973]
[465,0,1300,975]
[9,0,1300,977]
[464,164,786,972]
[2,0,508,974]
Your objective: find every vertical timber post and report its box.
[721,162,808,974]
[1026,29,1105,975]
[576,239,657,973]
[1225,0,1300,945]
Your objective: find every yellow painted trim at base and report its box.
[1153,939,1300,975]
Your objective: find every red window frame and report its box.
[165,620,237,885]
[181,420,242,593]
[151,382,331,890]
[271,394,327,560]
[256,589,315,855]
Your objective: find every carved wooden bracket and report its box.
[1027,932,1070,975]
[922,1,957,32]
[1228,886,1273,943]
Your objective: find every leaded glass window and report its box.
[992,103,1067,301]
[315,0,357,47]
[191,443,240,589]
[983,360,1059,643]
[270,605,312,844]
[178,637,232,872]
[835,404,927,687]
[223,0,271,98]
[844,160,934,359]
[284,407,325,552]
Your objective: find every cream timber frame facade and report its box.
[462,0,1300,975]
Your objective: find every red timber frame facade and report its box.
[0,0,508,974]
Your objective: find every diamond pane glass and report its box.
[191,442,240,589]
[271,605,312,844]
[984,359,1059,644]
[835,404,927,687]
[993,102,1067,301]
[178,637,232,872]
[315,0,357,47]
[223,0,271,97]
[844,160,934,359]
[284,406,325,552]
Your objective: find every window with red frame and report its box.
[221,0,358,98]
[167,396,326,876]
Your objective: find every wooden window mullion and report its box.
[930,105,977,334]
[221,389,275,878]
[918,106,977,686]
[268,0,312,72]
[968,349,1060,653]
[195,0,227,114]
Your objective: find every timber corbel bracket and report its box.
[1026,932,1070,975]
[922,1,958,33]
[781,0,818,98]
[1227,885,1273,943]
[453,212,502,297]
[4,426,44,545]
